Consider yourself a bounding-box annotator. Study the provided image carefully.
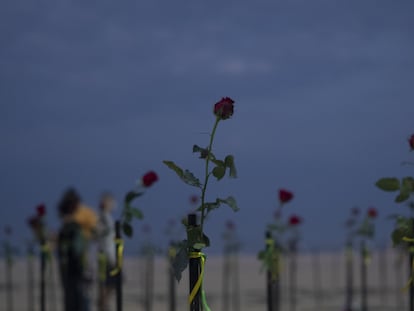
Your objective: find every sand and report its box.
[0,248,409,311]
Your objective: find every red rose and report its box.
[289,215,302,226]
[409,134,414,150]
[214,97,235,120]
[367,207,378,218]
[142,171,158,187]
[36,204,46,217]
[279,189,294,204]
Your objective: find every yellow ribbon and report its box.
[265,238,280,280]
[98,252,107,282]
[361,245,371,266]
[110,239,124,276]
[188,252,211,311]
[41,243,52,261]
[402,258,414,292]
[168,246,177,259]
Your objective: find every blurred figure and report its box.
[56,188,96,311]
[96,192,117,311]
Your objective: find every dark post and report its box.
[115,221,123,311]
[27,244,35,311]
[312,249,323,309]
[40,238,47,311]
[377,244,387,306]
[361,241,368,311]
[5,249,13,311]
[265,231,279,311]
[144,248,154,311]
[168,243,176,311]
[222,247,230,311]
[188,214,201,311]
[48,256,58,311]
[232,249,240,311]
[345,242,353,311]
[288,240,297,311]
[410,219,414,311]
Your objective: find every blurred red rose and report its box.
[4,226,12,235]
[367,207,378,218]
[289,215,302,226]
[409,134,414,150]
[225,220,235,231]
[190,195,199,205]
[351,207,360,216]
[279,189,294,203]
[214,97,234,120]
[27,216,41,229]
[142,171,158,187]
[36,204,46,217]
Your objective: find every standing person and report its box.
[96,192,117,311]
[56,188,96,311]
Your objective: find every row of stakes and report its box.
[2,214,414,311]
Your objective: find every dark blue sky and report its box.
[1,0,413,254]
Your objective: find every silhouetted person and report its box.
[57,188,93,311]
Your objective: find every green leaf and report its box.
[182,170,202,187]
[397,177,414,203]
[218,196,239,212]
[202,201,220,212]
[171,241,189,282]
[392,228,407,246]
[211,159,225,167]
[192,145,209,159]
[125,191,143,204]
[123,209,133,222]
[224,155,237,178]
[130,207,143,219]
[395,192,410,203]
[187,226,206,250]
[122,222,133,237]
[212,166,226,180]
[375,178,400,191]
[163,160,202,188]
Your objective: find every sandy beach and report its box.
[0,248,409,311]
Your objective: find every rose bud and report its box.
[214,97,235,120]
[142,171,158,187]
[279,189,294,204]
[367,207,378,218]
[289,214,302,226]
[351,207,360,216]
[36,204,46,217]
[190,195,199,205]
[409,134,414,150]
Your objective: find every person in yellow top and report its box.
[56,188,98,311]
[74,203,98,239]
